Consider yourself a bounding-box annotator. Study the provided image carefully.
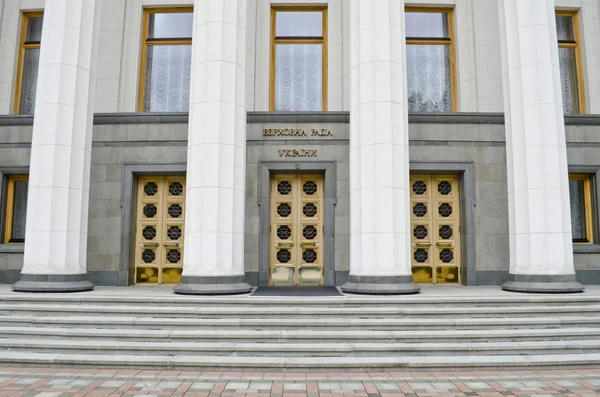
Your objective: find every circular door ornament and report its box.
[303,203,317,217]
[413,225,428,239]
[438,203,453,217]
[413,203,427,217]
[169,182,183,196]
[303,225,318,240]
[412,181,427,195]
[167,226,182,240]
[303,249,317,263]
[142,226,156,240]
[277,181,292,195]
[167,249,181,264]
[142,249,155,263]
[439,248,454,263]
[277,249,291,263]
[277,203,292,217]
[414,249,428,263]
[439,225,453,240]
[168,204,183,218]
[303,181,318,195]
[438,181,452,195]
[144,182,158,196]
[143,204,157,218]
[277,225,292,240]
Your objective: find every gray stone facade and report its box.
[0,112,599,286]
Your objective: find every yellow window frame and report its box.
[405,7,457,112]
[570,174,594,244]
[137,7,193,112]
[270,6,328,112]
[14,12,43,115]
[556,10,586,114]
[4,175,29,244]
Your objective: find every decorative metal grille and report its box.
[277,249,291,263]
[303,203,317,217]
[412,181,427,195]
[439,248,454,263]
[303,181,317,195]
[277,181,292,195]
[438,181,452,195]
[438,203,453,217]
[144,182,158,196]
[303,225,317,239]
[303,249,317,263]
[277,225,292,240]
[413,225,428,239]
[142,249,155,263]
[166,249,181,263]
[142,226,156,240]
[413,203,427,217]
[143,204,157,218]
[167,226,182,240]
[414,248,428,263]
[169,181,183,196]
[277,203,292,217]
[168,204,182,218]
[439,225,453,239]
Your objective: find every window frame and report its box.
[4,175,29,244]
[556,9,585,114]
[137,7,194,113]
[14,12,43,115]
[405,7,457,112]
[269,6,328,112]
[569,173,594,244]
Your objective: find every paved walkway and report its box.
[0,368,598,397]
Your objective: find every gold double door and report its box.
[134,176,185,285]
[270,174,324,286]
[410,174,461,284]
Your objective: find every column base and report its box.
[502,273,584,293]
[173,275,253,295]
[341,275,421,295]
[12,274,94,293]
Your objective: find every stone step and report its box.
[0,351,598,370]
[2,338,599,356]
[0,326,596,343]
[1,303,599,318]
[1,314,599,330]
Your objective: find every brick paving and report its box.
[0,368,599,397]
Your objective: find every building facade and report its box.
[0,0,597,293]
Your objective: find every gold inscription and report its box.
[278,149,318,158]
[311,128,333,136]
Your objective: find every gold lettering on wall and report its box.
[263,128,333,137]
[278,149,318,158]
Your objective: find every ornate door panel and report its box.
[410,174,461,284]
[134,176,185,285]
[270,174,324,286]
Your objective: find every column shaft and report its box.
[498,0,583,292]
[13,0,101,292]
[175,0,252,295]
[341,0,419,294]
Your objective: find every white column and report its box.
[13,0,101,292]
[498,0,583,292]
[341,0,419,294]
[175,0,252,295]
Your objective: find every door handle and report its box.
[142,242,159,247]
[415,242,431,247]
[277,242,294,248]
[163,242,180,248]
[301,242,316,248]
[436,242,453,247]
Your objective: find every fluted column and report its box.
[174,0,252,295]
[498,0,583,293]
[13,0,101,292]
[341,0,419,294]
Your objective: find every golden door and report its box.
[270,174,324,286]
[134,176,185,285]
[410,175,461,283]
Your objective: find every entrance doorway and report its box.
[134,176,185,284]
[410,174,461,284]
[269,174,324,286]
